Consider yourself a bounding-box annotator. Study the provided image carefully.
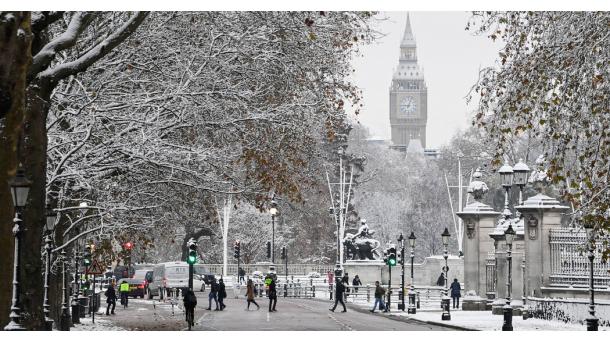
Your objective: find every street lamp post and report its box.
[60,249,71,331]
[4,165,32,331]
[584,223,599,331]
[43,207,58,330]
[521,257,528,320]
[71,201,89,324]
[397,233,405,311]
[270,200,279,264]
[499,160,514,221]
[441,227,451,321]
[502,224,515,331]
[408,232,417,314]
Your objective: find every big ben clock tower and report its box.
[389,13,428,151]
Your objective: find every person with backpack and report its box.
[183,288,197,326]
[218,278,227,310]
[246,279,260,310]
[206,278,219,310]
[268,277,277,312]
[105,283,117,315]
[329,278,347,312]
[370,281,385,313]
[119,280,130,308]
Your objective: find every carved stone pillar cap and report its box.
[515,194,570,210]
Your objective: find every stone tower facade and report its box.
[389,13,428,151]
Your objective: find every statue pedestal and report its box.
[343,260,385,285]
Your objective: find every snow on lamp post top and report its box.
[528,155,550,194]
[467,168,489,202]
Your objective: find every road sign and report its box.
[86,260,104,275]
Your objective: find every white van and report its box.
[150,262,189,299]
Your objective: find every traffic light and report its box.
[383,248,389,264]
[281,246,287,260]
[397,250,403,265]
[266,241,271,258]
[234,240,241,259]
[124,242,133,250]
[388,246,397,266]
[83,244,92,267]
[187,239,197,265]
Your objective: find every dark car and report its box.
[194,265,215,286]
[117,278,147,298]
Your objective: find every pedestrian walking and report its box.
[183,288,197,327]
[119,280,130,308]
[329,279,347,312]
[450,278,461,309]
[327,271,334,285]
[206,278,219,310]
[268,278,277,312]
[105,283,117,315]
[239,267,246,284]
[436,271,445,287]
[218,278,227,310]
[246,279,260,310]
[342,276,350,299]
[352,275,362,294]
[370,281,385,313]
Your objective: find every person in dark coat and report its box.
[239,267,246,284]
[352,275,362,294]
[218,278,227,310]
[206,278,219,310]
[329,279,347,312]
[450,278,461,309]
[246,279,260,310]
[268,278,277,312]
[370,281,385,313]
[105,283,117,315]
[436,272,446,287]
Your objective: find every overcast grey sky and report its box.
[350,11,503,148]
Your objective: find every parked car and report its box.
[117,278,146,298]
[307,272,321,278]
[149,262,189,299]
[132,269,153,298]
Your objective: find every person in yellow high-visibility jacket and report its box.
[119,280,130,308]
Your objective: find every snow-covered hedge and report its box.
[529,297,610,326]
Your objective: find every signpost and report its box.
[86,260,104,324]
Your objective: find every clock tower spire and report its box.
[389,12,428,151]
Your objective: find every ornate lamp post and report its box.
[71,201,89,324]
[584,223,599,331]
[441,227,451,321]
[502,224,515,331]
[59,249,71,331]
[512,159,530,206]
[270,200,279,264]
[4,165,32,331]
[43,207,58,330]
[498,160,514,220]
[408,232,417,314]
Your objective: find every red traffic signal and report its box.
[124,242,133,250]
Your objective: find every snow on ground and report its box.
[71,316,126,331]
[353,302,609,331]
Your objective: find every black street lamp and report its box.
[43,206,58,330]
[397,233,405,311]
[71,201,89,324]
[441,227,451,321]
[60,249,71,331]
[4,165,32,331]
[502,224,516,331]
[584,223,599,331]
[270,200,279,264]
[408,232,417,314]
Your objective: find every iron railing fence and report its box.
[549,228,610,288]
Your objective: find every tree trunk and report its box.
[0,11,32,329]
[18,79,52,330]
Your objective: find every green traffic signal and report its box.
[187,253,197,265]
[388,258,396,266]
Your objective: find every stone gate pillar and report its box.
[515,157,569,297]
[456,169,500,310]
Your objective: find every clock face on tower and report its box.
[400,96,417,115]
